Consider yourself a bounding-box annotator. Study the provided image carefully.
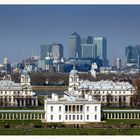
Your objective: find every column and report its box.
[2,113,3,120]
[124,113,126,119]
[32,99,34,107]
[35,99,38,107]
[23,114,25,120]
[14,99,17,107]
[137,113,139,119]
[134,113,136,119]
[20,114,21,119]
[113,113,116,119]
[20,99,22,107]
[38,114,40,119]
[117,113,119,119]
[34,114,36,119]
[107,113,109,119]
[120,113,122,119]
[131,113,133,119]
[5,114,7,119]
[24,99,26,107]
[16,113,18,119]
[30,114,32,119]
[9,114,11,120]
[110,113,112,119]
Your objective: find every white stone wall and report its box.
[45,102,101,123]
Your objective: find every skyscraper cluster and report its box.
[68,32,108,66]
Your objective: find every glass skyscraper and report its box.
[69,32,81,59]
[81,36,96,58]
[94,37,107,66]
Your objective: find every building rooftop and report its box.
[77,80,134,90]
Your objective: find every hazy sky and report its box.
[0,5,140,65]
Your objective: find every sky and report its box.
[0,5,140,65]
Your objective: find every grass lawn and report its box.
[105,119,140,125]
[0,128,140,135]
[0,120,42,125]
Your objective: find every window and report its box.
[77,115,79,120]
[69,115,71,120]
[50,106,53,112]
[59,115,61,120]
[87,106,89,112]
[59,106,62,112]
[65,105,68,112]
[80,115,82,120]
[65,115,68,120]
[87,115,89,120]
[95,115,97,120]
[73,115,75,120]
[51,115,53,120]
[95,106,97,112]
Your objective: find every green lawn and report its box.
[0,128,140,135]
[0,120,42,125]
[0,119,140,135]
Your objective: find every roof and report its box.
[77,80,134,91]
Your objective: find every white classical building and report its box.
[0,70,38,107]
[44,93,101,123]
[68,66,136,107]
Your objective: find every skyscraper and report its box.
[69,32,81,59]
[116,58,122,70]
[40,44,51,60]
[125,45,137,64]
[40,43,63,61]
[51,43,63,60]
[81,36,96,58]
[125,45,140,68]
[94,37,107,66]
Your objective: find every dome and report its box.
[22,69,29,75]
[70,65,78,75]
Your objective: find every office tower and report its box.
[51,43,63,60]
[3,57,11,72]
[81,36,96,58]
[125,45,140,68]
[69,32,81,59]
[40,44,51,60]
[94,37,107,66]
[125,45,137,65]
[116,58,122,70]
[41,43,64,61]
[135,45,140,68]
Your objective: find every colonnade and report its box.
[103,112,140,119]
[65,105,83,113]
[0,113,44,120]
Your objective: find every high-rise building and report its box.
[51,43,63,60]
[3,57,11,72]
[69,32,81,59]
[94,37,107,66]
[116,58,122,70]
[81,36,96,58]
[40,43,63,61]
[40,44,51,60]
[125,45,140,68]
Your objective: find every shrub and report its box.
[34,124,42,128]
[4,124,10,128]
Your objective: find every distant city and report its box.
[0,32,139,75]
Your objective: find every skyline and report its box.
[0,5,140,64]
